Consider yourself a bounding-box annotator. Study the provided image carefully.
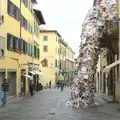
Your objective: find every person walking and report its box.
[1,79,9,106]
[29,84,34,96]
[60,80,64,92]
[49,81,51,89]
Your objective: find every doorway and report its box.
[7,71,16,96]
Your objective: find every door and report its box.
[7,72,16,96]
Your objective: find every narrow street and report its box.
[0,88,120,120]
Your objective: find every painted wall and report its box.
[0,0,40,95]
[39,31,60,86]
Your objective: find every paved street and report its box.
[0,88,120,120]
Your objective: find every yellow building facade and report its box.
[0,0,45,96]
[39,29,61,86]
[39,29,75,87]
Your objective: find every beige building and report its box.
[0,0,45,97]
[39,29,61,86]
[59,39,67,70]
[39,29,75,86]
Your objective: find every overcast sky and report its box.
[35,0,94,57]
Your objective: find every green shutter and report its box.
[38,48,40,59]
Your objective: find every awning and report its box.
[34,71,42,76]
[103,59,120,73]
[24,75,33,79]
[29,71,36,75]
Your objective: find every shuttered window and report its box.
[7,33,14,51]
[19,39,23,52]
[21,15,27,30]
[14,37,19,52]
[8,0,20,21]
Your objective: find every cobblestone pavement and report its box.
[0,88,120,120]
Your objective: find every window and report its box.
[7,33,14,51]
[8,0,20,21]
[22,0,28,7]
[15,7,20,20]
[55,60,57,67]
[8,0,15,17]
[21,16,27,29]
[28,44,31,56]
[43,36,48,41]
[34,45,37,58]
[23,40,27,54]
[19,39,23,52]
[43,45,48,52]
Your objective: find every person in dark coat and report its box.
[29,84,34,96]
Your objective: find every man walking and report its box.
[49,81,51,89]
[1,79,9,106]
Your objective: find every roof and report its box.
[33,9,46,25]
[67,46,75,54]
[40,29,61,37]
[59,39,68,46]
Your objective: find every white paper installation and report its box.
[65,0,118,108]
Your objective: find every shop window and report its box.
[7,33,14,51]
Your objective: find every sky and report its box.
[35,0,94,57]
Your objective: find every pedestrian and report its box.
[57,81,60,89]
[49,81,51,89]
[60,80,64,92]
[29,84,34,96]
[1,79,9,107]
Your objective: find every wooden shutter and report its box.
[14,37,19,52]
[7,34,14,51]
[20,39,23,52]
[15,7,20,21]
[23,40,25,53]
[7,33,10,50]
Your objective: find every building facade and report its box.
[39,29,75,87]
[94,0,120,102]
[59,39,67,70]
[0,0,45,97]
[65,46,75,83]
[39,29,61,86]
